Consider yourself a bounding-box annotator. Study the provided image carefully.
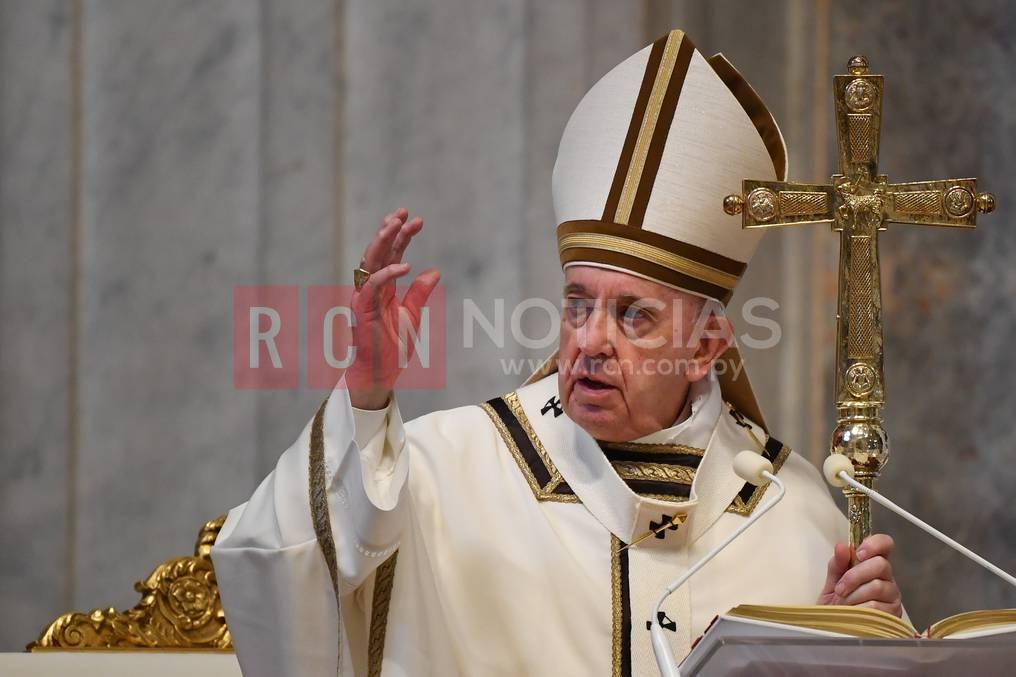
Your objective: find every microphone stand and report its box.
[824,454,1016,588]
[650,452,787,677]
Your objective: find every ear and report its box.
[686,311,734,382]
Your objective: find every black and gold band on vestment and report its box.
[308,398,343,667]
[367,553,398,677]
[727,430,792,517]
[558,220,746,304]
[481,393,579,502]
[600,441,704,501]
[725,400,792,517]
[611,535,633,677]
[482,390,786,514]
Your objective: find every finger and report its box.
[821,542,853,596]
[858,600,903,617]
[857,533,894,562]
[363,262,411,291]
[380,208,408,231]
[842,578,898,606]
[835,556,893,598]
[362,219,403,272]
[401,268,441,319]
[388,216,424,266]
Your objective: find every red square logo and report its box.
[307,285,446,391]
[233,286,299,389]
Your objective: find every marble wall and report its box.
[0,0,342,649]
[1,0,1013,650]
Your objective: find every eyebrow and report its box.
[615,294,643,306]
[563,284,655,307]
[564,283,589,296]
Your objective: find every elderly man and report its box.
[212,30,901,677]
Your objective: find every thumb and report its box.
[401,268,441,320]
[821,542,853,597]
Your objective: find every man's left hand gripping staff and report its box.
[817,533,903,617]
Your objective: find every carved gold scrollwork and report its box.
[28,516,232,651]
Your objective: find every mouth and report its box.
[574,375,616,392]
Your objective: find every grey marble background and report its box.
[1,0,1013,650]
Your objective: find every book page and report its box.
[728,604,916,639]
[928,609,1016,639]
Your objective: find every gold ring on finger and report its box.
[353,267,371,290]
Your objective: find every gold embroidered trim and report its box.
[367,552,399,677]
[723,401,793,516]
[726,444,792,516]
[611,535,624,677]
[640,493,693,504]
[602,435,702,501]
[308,397,342,669]
[600,440,705,456]
[611,461,697,484]
[559,232,740,290]
[614,31,683,224]
[480,399,579,504]
[503,391,563,486]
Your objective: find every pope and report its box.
[212,29,902,677]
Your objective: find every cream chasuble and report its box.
[212,370,846,676]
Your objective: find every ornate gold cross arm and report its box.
[723,181,835,228]
[887,179,994,228]
[721,55,996,551]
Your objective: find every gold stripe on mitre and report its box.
[558,233,739,292]
[613,31,688,224]
[602,30,697,227]
[557,220,748,304]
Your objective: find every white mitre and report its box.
[538,28,788,431]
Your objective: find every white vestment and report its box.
[212,371,846,676]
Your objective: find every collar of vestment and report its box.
[481,371,789,547]
[596,372,716,504]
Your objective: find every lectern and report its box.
[683,637,1016,677]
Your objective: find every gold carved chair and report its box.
[28,516,232,651]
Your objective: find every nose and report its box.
[576,305,615,358]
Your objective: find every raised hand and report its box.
[346,208,440,410]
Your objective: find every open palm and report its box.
[346,208,440,410]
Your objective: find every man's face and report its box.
[557,266,729,442]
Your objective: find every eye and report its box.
[563,298,591,325]
[621,305,654,335]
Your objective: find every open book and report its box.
[681,605,1016,674]
[725,604,1016,639]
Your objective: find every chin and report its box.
[564,401,626,441]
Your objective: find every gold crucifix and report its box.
[722,55,995,550]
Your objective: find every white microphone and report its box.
[650,451,787,677]
[823,454,1016,588]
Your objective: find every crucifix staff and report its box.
[722,55,996,550]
